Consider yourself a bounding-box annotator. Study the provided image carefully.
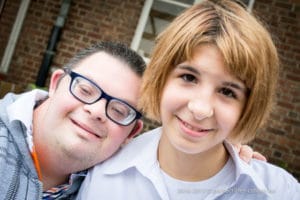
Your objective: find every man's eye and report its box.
[79,85,93,96]
[219,88,237,99]
[180,74,197,83]
[111,107,126,117]
[109,105,130,121]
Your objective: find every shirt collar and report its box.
[101,127,162,175]
[101,128,270,197]
[100,127,169,198]
[224,141,271,197]
[43,170,87,199]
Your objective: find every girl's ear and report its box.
[48,69,65,97]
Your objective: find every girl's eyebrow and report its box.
[223,82,247,93]
[177,65,200,75]
[178,65,247,93]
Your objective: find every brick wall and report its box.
[249,0,300,180]
[0,0,299,181]
[0,0,144,85]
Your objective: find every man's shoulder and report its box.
[0,92,17,114]
[0,93,13,131]
[0,91,29,121]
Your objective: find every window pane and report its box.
[137,0,193,59]
[135,0,254,60]
[241,0,250,5]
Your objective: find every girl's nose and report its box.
[187,98,214,121]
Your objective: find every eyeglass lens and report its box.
[70,75,137,125]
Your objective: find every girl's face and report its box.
[160,44,247,155]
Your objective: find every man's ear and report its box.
[123,119,144,145]
[48,69,64,97]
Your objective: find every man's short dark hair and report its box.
[64,41,146,76]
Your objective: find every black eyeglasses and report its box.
[63,67,142,126]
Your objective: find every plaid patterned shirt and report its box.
[43,183,69,199]
[42,171,87,199]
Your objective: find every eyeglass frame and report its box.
[63,67,142,126]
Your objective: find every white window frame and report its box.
[131,0,255,62]
[0,0,30,74]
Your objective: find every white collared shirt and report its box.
[77,127,300,200]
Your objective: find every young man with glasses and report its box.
[0,41,264,199]
[0,41,146,199]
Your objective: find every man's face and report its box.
[35,52,143,171]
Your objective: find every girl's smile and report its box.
[177,116,215,138]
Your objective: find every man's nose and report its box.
[83,98,108,122]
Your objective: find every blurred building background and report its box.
[0,0,299,181]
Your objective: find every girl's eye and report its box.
[219,87,237,99]
[180,74,197,83]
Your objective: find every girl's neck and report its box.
[158,135,229,182]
